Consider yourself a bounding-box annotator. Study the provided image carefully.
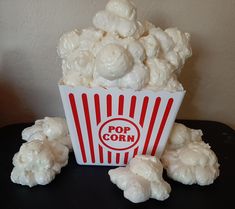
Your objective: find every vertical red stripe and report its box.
[107,94,112,117]
[69,94,87,163]
[142,97,161,155]
[108,151,112,164]
[98,145,104,163]
[124,152,129,164]
[107,95,112,164]
[116,153,120,164]
[133,147,139,158]
[82,94,95,163]
[118,95,124,115]
[94,94,104,164]
[94,94,101,125]
[139,97,149,127]
[129,96,137,118]
[151,98,174,155]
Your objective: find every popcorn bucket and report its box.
[59,85,185,166]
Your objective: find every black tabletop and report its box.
[1,120,235,209]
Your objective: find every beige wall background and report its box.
[0,0,235,129]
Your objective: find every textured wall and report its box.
[0,0,235,129]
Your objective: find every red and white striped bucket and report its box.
[59,85,185,166]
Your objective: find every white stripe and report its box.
[75,91,92,164]
[146,97,166,155]
[138,95,156,153]
[86,91,100,163]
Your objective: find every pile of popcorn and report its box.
[57,0,192,92]
[11,117,72,187]
[109,123,220,203]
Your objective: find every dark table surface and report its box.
[1,120,235,209]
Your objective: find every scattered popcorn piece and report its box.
[161,123,220,186]
[109,155,171,203]
[11,139,69,187]
[22,117,72,151]
[165,123,203,150]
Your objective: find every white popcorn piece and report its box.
[118,63,150,90]
[90,69,120,88]
[61,49,94,87]
[126,39,146,62]
[77,28,104,51]
[22,117,72,151]
[166,123,203,150]
[93,0,143,38]
[95,43,133,80]
[161,123,220,186]
[146,58,174,87]
[165,28,192,67]
[140,34,160,58]
[106,0,137,20]
[149,27,174,54]
[62,50,94,75]
[57,28,104,59]
[57,29,81,58]
[109,155,171,203]
[11,139,69,187]
[92,32,123,56]
[62,70,91,87]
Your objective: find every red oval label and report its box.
[99,118,140,151]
